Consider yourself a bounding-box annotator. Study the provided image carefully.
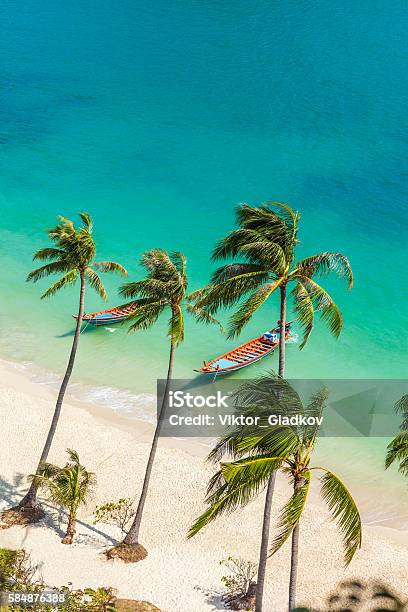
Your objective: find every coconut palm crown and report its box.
[119,248,219,341]
[190,202,353,346]
[27,212,127,299]
[189,376,362,610]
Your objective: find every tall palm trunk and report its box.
[255,283,287,612]
[18,272,86,510]
[62,510,77,545]
[288,478,301,611]
[123,338,175,546]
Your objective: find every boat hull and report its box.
[73,301,137,327]
[196,323,292,376]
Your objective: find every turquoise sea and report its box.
[0,2,407,521]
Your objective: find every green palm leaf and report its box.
[94,261,128,276]
[169,305,184,344]
[40,269,79,299]
[296,252,353,289]
[186,303,224,332]
[395,394,408,430]
[291,281,314,349]
[126,299,167,333]
[188,479,262,538]
[298,277,343,338]
[194,268,269,315]
[220,455,282,489]
[228,281,281,338]
[27,261,71,283]
[85,268,107,301]
[318,469,362,565]
[270,473,311,555]
[385,432,408,473]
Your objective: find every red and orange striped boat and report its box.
[196,322,293,376]
[73,301,137,326]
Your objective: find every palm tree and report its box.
[189,375,362,612]
[30,449,95,544]
[190,202,353,610]
[385,395,408,478]
[107,249,220,562]
[10,213,126,518]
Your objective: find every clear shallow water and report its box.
[0,1,407,520]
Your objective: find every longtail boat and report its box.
[196,322,293,377]
[73,302,137,326]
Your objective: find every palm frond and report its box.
[40,269,79,299]
[385,432,408,474]
[296,252,353,289]
[236,202,299,256]
[318,469,362,565]
[188,479,261,538]
[85,268,107,301]
[186,303,224,332]
[169,305,184,345]
[270,473,311,555]
[189,458,280,538]
[94,261,128,276]
[239,241,287,273]
[211,263,269,285]
[32,248,65,262]
[141,249,177,277]
[30,449,95,512]
[298,277,343,339]
[195,268,270,315]
[395,395,408,431]
[27,261,71,283]
[220,455,283,489]
[211,228,268,261]
[79,211,93,231]
[291,281,314,349]
[228,281,281,338]
[119,278,169,300]
[301,387,329,442]
[126,300,167,333]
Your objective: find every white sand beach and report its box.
[0,359,407,611]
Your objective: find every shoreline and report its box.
[2,356,408,528]
[0,356,408,609]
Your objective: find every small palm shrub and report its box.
[30,449,95,544]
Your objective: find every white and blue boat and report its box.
[73,302,137,326]
[196,321,293,376]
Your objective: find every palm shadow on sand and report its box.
[0,474,118,546]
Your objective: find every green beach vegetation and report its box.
[106,249,220,562]
[385,395,408,478]
[3,213,126,523]
[30,449,95,545]
[0,547,160,611]
[189,201,353,611]
[189,375,362,612]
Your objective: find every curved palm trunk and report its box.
[123,339,175,546]
[62,510,76,545]
[255,283,287,612]
[18,273,86,510]
[288,479,301,611]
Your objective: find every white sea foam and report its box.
[2,357,156,422]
